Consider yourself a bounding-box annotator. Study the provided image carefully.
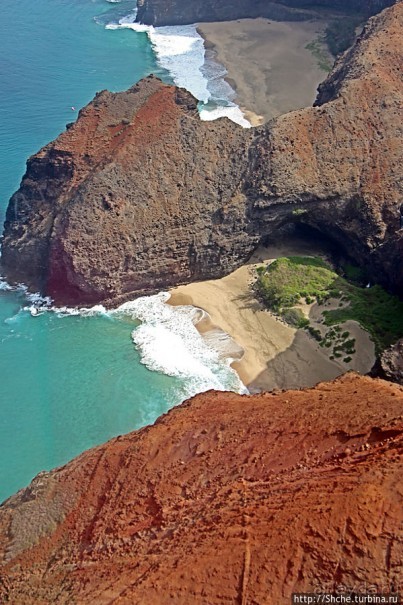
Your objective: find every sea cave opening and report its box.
[258,221,366,284]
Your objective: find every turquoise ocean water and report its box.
[0,0,243,502]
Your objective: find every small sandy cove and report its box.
[168,243,375,392]
[197,18,333,125]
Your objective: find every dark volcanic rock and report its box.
[1,4,403,305]
[0,374,402,604]
[373,337,403,384]
[246,3,403,292]
[136,0,395,27]
[2,76,258,305]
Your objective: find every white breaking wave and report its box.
[2,280,246,396]
[105,18,210,102]
[0,276,109,317]
[0,278,12,291]
[37,304,109,318]
[149,25,210,103]
[199,104,251,128]
[112,292,246,396]
[105,11,251,127]
[24,290,53,307]
[0,278,52,302]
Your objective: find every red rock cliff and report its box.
[0,373,402,603]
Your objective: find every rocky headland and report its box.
[135,0,396,27]
[0,373,402,604]
[2,3,402,306]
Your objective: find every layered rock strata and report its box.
[0,373,402,604]
[2,3,403,305]
[136,0,396,27]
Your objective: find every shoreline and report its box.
[168,241,375,392]
[198,18,333,124]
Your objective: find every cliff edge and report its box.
[0,373,402,604]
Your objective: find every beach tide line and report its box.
[105,10,251,127]
[12,286,246,396]
[116,292,247,394]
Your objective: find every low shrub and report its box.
[281,308,309,329]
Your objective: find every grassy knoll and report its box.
[256,256,403,352]
[256,257,338,310]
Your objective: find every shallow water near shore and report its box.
[0,0,243,502]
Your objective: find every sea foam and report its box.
[0,278,12,291]
[2,281,246,397]
[105,10,251,127]
[112,292,246,396]
[199,104,251,128]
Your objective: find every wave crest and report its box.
[113,292,246,394]
[105,13,251,127]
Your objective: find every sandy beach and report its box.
[169,241,375,392]
[198,18,333,124]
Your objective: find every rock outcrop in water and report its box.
[0,373,402,604]
[1,3,403,305]
[136,0,396,27]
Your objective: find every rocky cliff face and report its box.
[2,3,403,305]
[373,337,403,383]
[136,0,396,27]
[0,373,402,604]
[246,3,403,291]
[1,77,257,305]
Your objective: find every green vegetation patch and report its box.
[256,256,339,311]
[281,308,309,329]
[305,37,333,72]
[256,256,403,352]
[342,262,368,286]
[323,283,403,353]
[292,208,308,217]
[307,326,322,341]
